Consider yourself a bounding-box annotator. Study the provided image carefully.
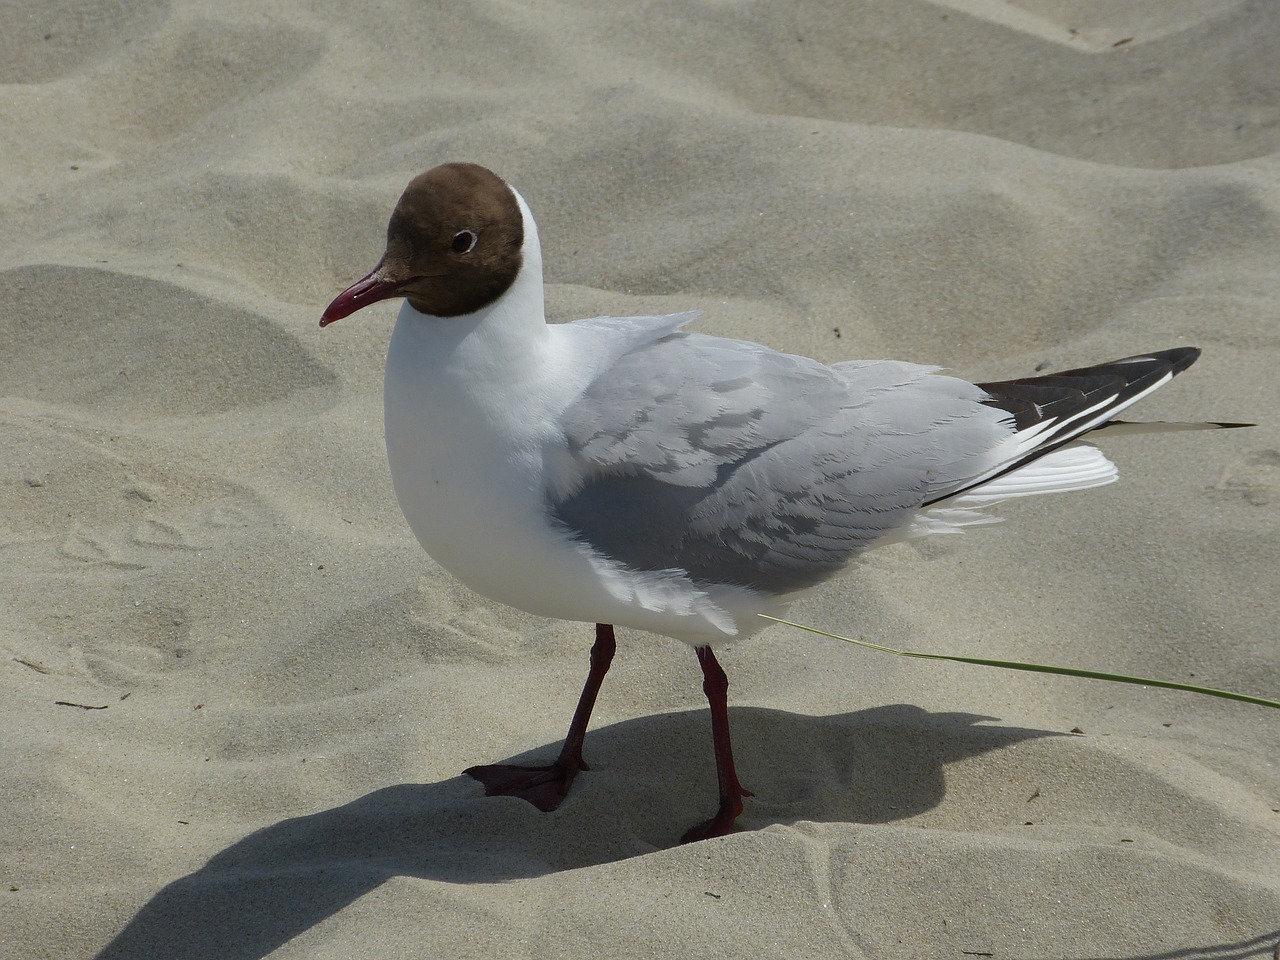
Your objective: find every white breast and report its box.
[381,300,762,644]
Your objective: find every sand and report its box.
[2,1,1278,957]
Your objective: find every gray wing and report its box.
[549,329,1010,595]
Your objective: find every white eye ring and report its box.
[451,230,478,255]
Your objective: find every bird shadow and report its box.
[92,704,1049,960]
[1030,932,1280,960]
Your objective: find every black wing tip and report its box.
[1046,345,1201,381]
[975,345,1222,444]
[1130,345,1200,375]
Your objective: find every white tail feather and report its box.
[885,444,1117,545]
[950,443,1117,503]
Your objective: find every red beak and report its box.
[320,269,410,327]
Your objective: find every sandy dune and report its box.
[2,1,1277,957]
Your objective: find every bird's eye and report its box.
[451,230,478,255]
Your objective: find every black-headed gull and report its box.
[321,162,1234,842]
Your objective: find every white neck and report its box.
[381,188,568,596]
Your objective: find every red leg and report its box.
[465,622,616,811]
[680,645,752,843]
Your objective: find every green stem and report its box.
[758,615,1280,710]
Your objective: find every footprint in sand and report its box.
[1214,449,1280,507]
[2,401,276,567]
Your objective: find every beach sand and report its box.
[2,1,1277,957]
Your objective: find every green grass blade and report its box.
[758,615,1280,709]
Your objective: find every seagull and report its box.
[321,162,1239,842]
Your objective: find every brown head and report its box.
[320,162,524,325]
